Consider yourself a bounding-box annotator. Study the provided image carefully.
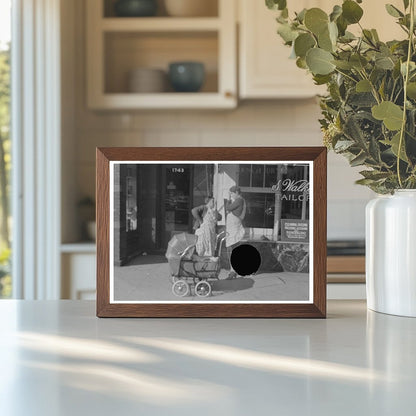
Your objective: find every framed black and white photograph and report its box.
[96,147,327,317]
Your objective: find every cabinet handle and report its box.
[225,91,234,99]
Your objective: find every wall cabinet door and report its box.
[239,0,325,99]
[238,0,404,99]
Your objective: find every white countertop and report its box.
[0,300,415,415]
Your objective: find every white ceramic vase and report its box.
[366,190,416,317]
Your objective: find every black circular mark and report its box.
[230,244,261,276]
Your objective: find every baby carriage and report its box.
[165,231,227,297]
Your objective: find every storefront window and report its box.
[242,192,275,228]
[239,164,251,187]
[239,164,309,235]
[251,164,264,187]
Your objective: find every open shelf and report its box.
[61,242,96,254]
[102,17,221,32]
[104,31,218,94]
[91,92,234,109]
[87,0,236,109]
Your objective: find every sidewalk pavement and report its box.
[114,255,309,302]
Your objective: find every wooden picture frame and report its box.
[96,147,327,318]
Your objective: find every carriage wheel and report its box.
[170,275,179,284]
[172,280,190,297]
[195,281,212,298]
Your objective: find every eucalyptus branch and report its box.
[397,0,415,188]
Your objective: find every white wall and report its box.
[62,0,374,243]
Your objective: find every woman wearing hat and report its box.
[225,186,246,278]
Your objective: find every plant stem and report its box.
[358,69,381,104]
[397,0,415,188]
[334,68,358,84]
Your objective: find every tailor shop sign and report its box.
[271,179,309,202]
[281,219,309,243]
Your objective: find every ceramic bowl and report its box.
[114,0,158,17]
[128,68,167,93]
[168,62,205,92]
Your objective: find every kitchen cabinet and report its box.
[61,245,96,300]
[238,0,325,99]
[327,255,366,299]
[86,0,237,109]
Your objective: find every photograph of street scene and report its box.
[110,162,312,303]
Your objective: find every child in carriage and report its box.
[191,196,222,257]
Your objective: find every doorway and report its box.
[160,164,193,248]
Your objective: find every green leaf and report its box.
[403,0,410,10]
[313,74,332,85]
[350,151,367,167]
[363,29,376,46]
[336,15,348,36]
[350,54,368,70]
[333,60,353,70]
[306,48,335,75]
[342,0,364,24]
[339,31,356,43]
[385,4,404,18]
[296,57,308,69]
[375,55,395,70]
[294,33,316,58]
[277,23,298,43]
[401,61,416,76]
[266,0,287,11]
[372,101,404,131]
[318,27,334,52]
[399,14,411,29]
[369,136,382,163]
[296,8,307,23]
[385,132,409,162]
[344,114,367,147]
[276,14,287,24]
[355,178,377,186]
[371,29,380,42]
[348,92,377,107]
[330,5,342,22]
[360,170,391,180]
[328,21,338,44]
[356,79,372,92]
[407,82,416,99]
[334,139,355,152]
[304,8,329,35]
